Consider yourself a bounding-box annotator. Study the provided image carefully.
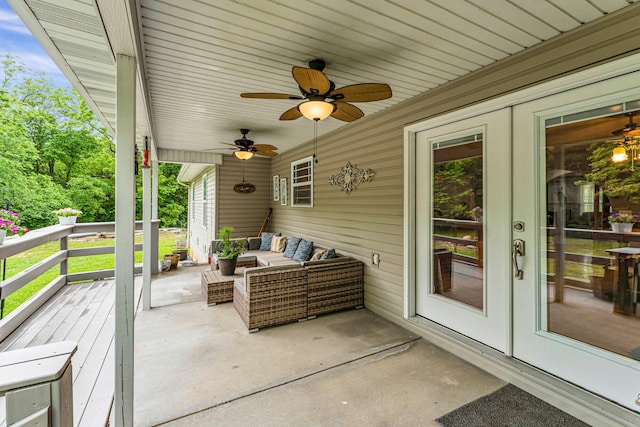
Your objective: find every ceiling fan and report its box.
[241,59,392,122]
[612,112,639,136]
[214,129,278,160]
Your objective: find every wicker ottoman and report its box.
[201,268,245,305]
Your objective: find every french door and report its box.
[415,109,511,352]
[512,72,640,411]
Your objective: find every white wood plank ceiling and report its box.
[9,0,640,156]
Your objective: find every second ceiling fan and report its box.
[217,129,278,160]
[241,59,392,122]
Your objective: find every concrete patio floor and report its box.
[131,264,505,426]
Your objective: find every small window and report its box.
[202,175,208,227]
[291,156,313,207]
[191,184,195,220]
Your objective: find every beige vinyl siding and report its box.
[270,10,640,324]
[217,156,271,238]
[188,167,217,262]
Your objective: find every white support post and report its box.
[115,53,136,427]
[152,161,159,220]
[152,161,159,269]
[143,164,151,311]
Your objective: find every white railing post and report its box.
[0,341,77,427]
[114,53,136,427]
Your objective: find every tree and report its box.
[0,54,113,228]
[136,163,188,228]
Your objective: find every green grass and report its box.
[1,230,186,317]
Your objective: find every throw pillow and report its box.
[320,248,337,260]
[293,239,314,262]
[283,236,302,258]
[310,249,326,261]
[259,232,280,251]
[270,236,287,253]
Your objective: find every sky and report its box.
[0,0,71,88]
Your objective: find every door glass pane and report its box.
[432,134,484,309]
[543,106,640,361]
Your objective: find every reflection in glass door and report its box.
[512,72,640,411]
[432,133,484,309]
[544,103,640,360]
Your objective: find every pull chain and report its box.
[314,118,319,163]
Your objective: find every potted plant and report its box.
[53,207,82,225]
[216,226,246,276]
[0,209,29,245]
[608,212,639,233]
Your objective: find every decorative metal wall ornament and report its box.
[328,161,374,194]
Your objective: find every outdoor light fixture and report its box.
[298,101,335,121]
[611,136,640,171]
[233,150,254,160]
[612,146,629,162]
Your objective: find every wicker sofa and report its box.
[207,234,364,331]
[233,257,364,331]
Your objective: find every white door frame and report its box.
[404,55,640,420]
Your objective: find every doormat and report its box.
[435,384,591,427]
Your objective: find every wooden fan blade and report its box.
[241,93,303,100]
[331,102,364,122]
[255,150,278,157]
[280,106,303,121]
[330,83,392,102]
[292,67,331,95]
[252,144,278,151]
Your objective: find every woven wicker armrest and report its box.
[233,265,308,331]
[305,258,364,317]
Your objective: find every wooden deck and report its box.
[0,279,122,427]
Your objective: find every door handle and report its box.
[512,239,525,280]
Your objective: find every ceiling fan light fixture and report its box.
[298,100,335,121]
[612,146,628,162]
[234,150,255,160]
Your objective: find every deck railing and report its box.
[434,218,638,287]
[0,221,159,342]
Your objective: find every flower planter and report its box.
[58,216,77,225]
[0,229,6,245]
[611,223,634,233]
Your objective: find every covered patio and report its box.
[3,1,640,426]
[1,263,506,426]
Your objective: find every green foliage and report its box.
[216,226,246,259]
[585,140,640,203]
[0,54,117,228]
[136,163,188,228]
[433,157,483,219]
[1,54,188,231]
